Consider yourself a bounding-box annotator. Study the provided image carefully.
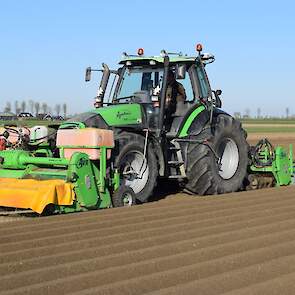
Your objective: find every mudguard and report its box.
[178,106,231,138]
[178,104,208,137]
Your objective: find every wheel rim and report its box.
[217,138,239,179]
[120,150,149,194]
[122,192,133,206]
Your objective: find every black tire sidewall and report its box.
[210,119,249,193]
[185,115,249,195]
[113,133,158,203]
[112,185,136,207]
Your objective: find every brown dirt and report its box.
[1,186,295,294]
[0,215,23,224]
[243,123,295,128]
[248,132,295,154]
[0,130,294,294]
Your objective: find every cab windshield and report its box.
[114,67,163,102]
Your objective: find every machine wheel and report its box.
[113,132,158,203]
[185,115,249,195]
[112,185,136,207]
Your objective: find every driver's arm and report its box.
[176,83,187,102]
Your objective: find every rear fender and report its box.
[179,107,231,138]
[178,105,209,137]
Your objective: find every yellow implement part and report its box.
[0,178,75,214]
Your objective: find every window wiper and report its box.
[113,95,135,102]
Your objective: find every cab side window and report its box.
[176,72,194,102]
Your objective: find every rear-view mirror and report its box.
[85,67,92,82]
[175,64,186,79]
[215,89,222,96]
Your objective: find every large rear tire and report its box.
[185,115,249,195]
[113,132,158,203]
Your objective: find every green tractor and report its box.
[77,44,249,202]
[0,45,293,215]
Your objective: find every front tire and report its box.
[113,132,158,203]
[185,115,249,195]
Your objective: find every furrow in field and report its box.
[1,187,293,250]
[4,238,295,295]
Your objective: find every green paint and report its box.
[113,169,120,191]
[99,147,107,193]
[289,144,293,174]
[59,122,86,129]
[93,104,142,126]
[249,145,293,186]
[178,105,206,137]
[0,150,69,170]
[29,169,67,180]
[68,152,99,207]
[32,148,53,157]
[98,189,112,209]
[0,148,114,213]
[274,146,292,185]
[0,169,27,179]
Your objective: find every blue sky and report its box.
[0,0,294,117]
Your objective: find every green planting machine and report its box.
[0,44,294,215]
[0,127,135,214]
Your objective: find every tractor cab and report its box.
[81,46,247,203]
[85,45,220,137]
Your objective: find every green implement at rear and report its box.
[247,140,294,190]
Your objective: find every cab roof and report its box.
[119,55,197,66]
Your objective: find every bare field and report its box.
[0,216,22,224]
[244,123,295,128]
[1,186,295,294]
[248,132,295,154]
[1,127,295,294]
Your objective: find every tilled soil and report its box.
[1,186,295,294]
[248,132,295,154]
[0,217,22,224]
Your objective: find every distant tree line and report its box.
[233,107,294,119]
[2,100,68,118]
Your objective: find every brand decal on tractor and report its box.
[116,111,132,119]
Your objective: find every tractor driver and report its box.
[165,70,186,125]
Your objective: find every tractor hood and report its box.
[62,104,143,130]
[93,104,143,127]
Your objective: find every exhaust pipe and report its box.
[158,55,170,134]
